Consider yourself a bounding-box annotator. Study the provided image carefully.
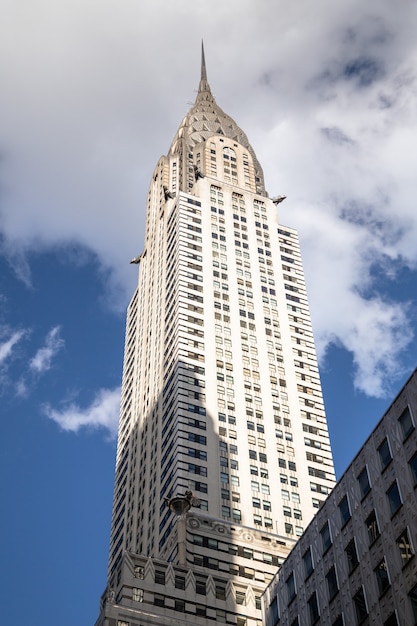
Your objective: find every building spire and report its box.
[197,40,211,97]
[201,40,207,82]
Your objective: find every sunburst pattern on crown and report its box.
[169,43,266,196]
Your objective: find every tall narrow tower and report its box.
[95,46,335,626]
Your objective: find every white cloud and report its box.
[44,387,121,436]
[1,0,416,396]
[0,330,25,364]
[30,326,64,373]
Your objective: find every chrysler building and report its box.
[95,45,335,626]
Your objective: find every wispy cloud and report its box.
[44,387,121,437]
[30,326,64,373]
[0,330,25,365]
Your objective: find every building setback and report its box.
[263,367,417,626]
[94,46,335,626]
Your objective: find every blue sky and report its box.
[1,1,417,625]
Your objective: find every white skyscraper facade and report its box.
[95,48,335,626]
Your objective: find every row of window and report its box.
[273,581,415,626]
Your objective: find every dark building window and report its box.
[175,599,185,612]
[366,510,380,544]
[346,538,359,574]
[409,584,417,622]
[286,572,296,603]
[387,480,402,516]
[154,594,165,607]
[384,612,398,626]
[155,570,165,584]
[374,557,390,595]
[175,575,185,589]
[320,521,332,553]
[308,591,319,624]
[357,466,371,498]
[303,547,314,579]
[339,495,351,526]
[332,616,344,626]
[269,597,279,625]
[378,438,392,470]
[409,452,417,486]
[353,587,368,624]
[195,578,206,594]
[399,406,414,439]
[326,565,339,600]
[215,581,226,600]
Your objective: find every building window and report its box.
[409,452,417,486]
[409,584,417,622]
[303,547,314,579]
[308,592,319,625]
[383,613,399,626]
[366,510,380,544]
[346,538,359,574]
[175,599,185,612]
[154,594,165,607]
[236,591,246,605]
[221,505,230,517]
[339,495,351,526]
[132,588,143,602]
[155,570,165,584]
[397,528,414,566]
[387,480,402,516]
[269,597,279,625]
[399,406,414,439]
[374,557,390,595]
[232,508,241,521]
[353,587,368,624]
[320,521,332,553]
[195,578,206,594]
[134,566,144,579]
[215,581,226,600]
[332,616,344,626]
[326,565,339,600]
[118,622,129,626]
[378,437,392,470]
[357,466,371,498]
[175,575,186,589]
[286,572,296,603]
